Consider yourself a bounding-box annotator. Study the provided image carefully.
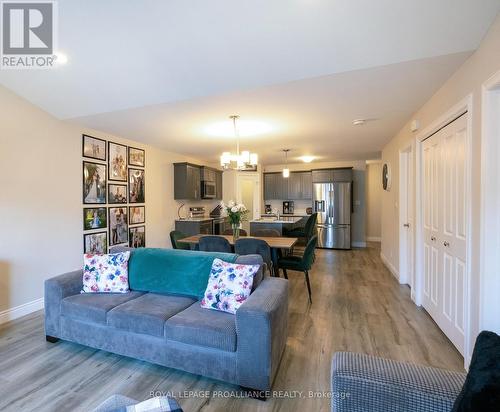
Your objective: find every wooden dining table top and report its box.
[180,234,298,249]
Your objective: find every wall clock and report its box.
[382,163,392,191]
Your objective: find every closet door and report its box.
[422,114,467,355]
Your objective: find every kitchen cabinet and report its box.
[174,163,201,200]
[288,171,312,200]
[175,219,213,237]
[264,173,288,200]
[264,171,311,200]
[200,167,217,182]
[215,170,223,200]
[312,168,352,183]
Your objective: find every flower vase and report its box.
[232,224,240,240]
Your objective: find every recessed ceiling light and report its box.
[299,156,315,163]
[54,52,68,65]
[352,119,366,126]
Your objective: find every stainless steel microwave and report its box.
[201,181,216,198]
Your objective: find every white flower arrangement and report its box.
[220,200,248,226]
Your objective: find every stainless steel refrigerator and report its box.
[313,182,352,249]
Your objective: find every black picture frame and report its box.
[82,134,106,161]
[108,141,128,181]
[83,207,107,230]
[108,207,129,246]
[129,225,146,248]
[129,206,145,225]
[83,161,107,204]
[83,231,108,254]
[108,184,128,204]
[128,146,145,167]
[128,168,145,203]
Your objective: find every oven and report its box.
[212,217,226,235]
[201,181,216,199]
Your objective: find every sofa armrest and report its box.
[236,277,288,391]
[44,269,83,337]
[331,352,466,412]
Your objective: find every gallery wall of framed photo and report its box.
[82,134,146,254]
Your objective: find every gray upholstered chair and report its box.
[330,352,466,412]
[235,238,273,276]
[199,235,232,253]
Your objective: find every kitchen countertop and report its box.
[251,216,303,224]
[176,217,214,222]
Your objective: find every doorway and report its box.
[399,145,414,291]
[237,173,260,233]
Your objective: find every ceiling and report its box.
[1,0,499,164]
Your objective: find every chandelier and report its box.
[220,115,258,170]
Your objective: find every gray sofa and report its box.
[44,253,288,392]
[331,352,466,412]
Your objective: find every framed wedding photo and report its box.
[82,134,106,161]
[129,226,146,248]
[84,231,108,254]
[83,207,107,230]
[83,161,107,204]
[108,141,128,181]
[129,168,145,203]
[108,184,128,204]
[109,207,128,246]
[129,206,145,225]
[128,147,145,167]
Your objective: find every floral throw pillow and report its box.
[82,252,130,293]
[200,258,260,314]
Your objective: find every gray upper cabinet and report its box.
[264,173,288,200]
[200,167,216,182]
[264,171,311,200]
[312,168,352,183]
[288,171,312,200]
[215,170,223,200]
[174,163,201,200]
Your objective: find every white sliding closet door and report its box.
[422,114,467,355]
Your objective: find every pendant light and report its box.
[282,149,290,178]
[219,115,259,170]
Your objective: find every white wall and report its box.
[380,14,500,357]
[0,85,213,318]
[263,160,366,246]
[365,162,382,241]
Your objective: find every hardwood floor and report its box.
[0,244,463,411]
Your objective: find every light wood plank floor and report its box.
[0,244,463,412]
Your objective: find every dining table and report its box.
[179,234,298,273]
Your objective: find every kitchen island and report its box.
[249,216,306,236]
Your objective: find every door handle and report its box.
[431,236,436,241]
[403,223,410,228]
[444,241,450,247]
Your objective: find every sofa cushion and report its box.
[61,291,144,324]
[107,293,196,337]
[128,248,238,299]
[165,302,237,352]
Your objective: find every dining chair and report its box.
[169,230,191,250]
[252,228,281,237]
[199,235,232,253]
[277,235,318,303]
[223,228,248,236]
[234,238,273,276]
[284,213,318,241]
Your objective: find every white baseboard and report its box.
[366,236,381,242]
[0,298,44,325]
[380,252,400,280]
[352,241,367,248]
